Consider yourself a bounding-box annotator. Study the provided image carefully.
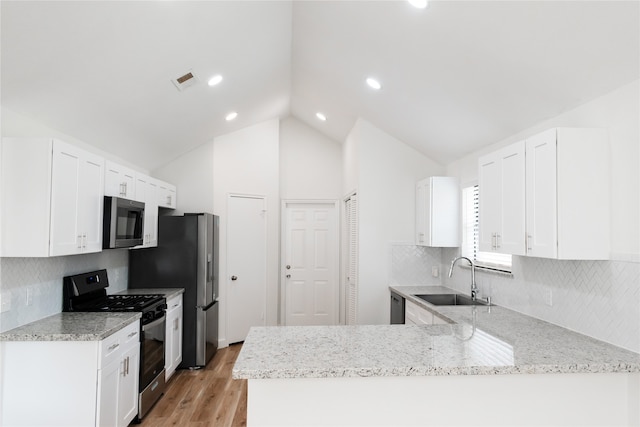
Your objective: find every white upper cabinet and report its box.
[156,180,176,209]
[133,173,159,248]
[1,137,175,257]
[478,128,610,260]
[104,161,136,199]
[416,176,460,247]
[525,128,609,260]
[478,141,526,255]
[1,138,104,257]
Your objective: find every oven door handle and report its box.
[142,315,165,331]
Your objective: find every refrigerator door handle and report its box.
[197,301,217,311]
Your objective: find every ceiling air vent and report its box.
[171,69,199,91]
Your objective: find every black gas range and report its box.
[63,269,167,420]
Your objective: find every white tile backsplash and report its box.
[437,247,640,353]
[389,244,443,286]
[0,249,129,332]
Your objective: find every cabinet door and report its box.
[165,295,183,381]
[50,141,104,256]
[134,175,159,248]
[478,154,501,253]
[105,161,136,199]
[118,344,140,427]
[498,142,526,255]
[97,358,120,427]
[171,309,182,372]
[526,129,557,258]
[79,153,105,253]
[157,180,176,209]
[144,180,159,247]
[50,141,83,256]
[478,142,525,255]
[415,180,428,245]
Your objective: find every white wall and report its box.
[213,119,280,346]
[153,142,214,215]
[443,80,640,352]
[1,106,147,173]
[342,123,360,197]
[279,117,342,200]
[347,119,444,324]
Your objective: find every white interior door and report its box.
[283,201,339,326]
[227,195,267,344]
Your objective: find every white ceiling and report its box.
[2,1,638,171]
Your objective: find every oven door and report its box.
[140,315,165,390]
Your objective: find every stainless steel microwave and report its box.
[103,196,145,249]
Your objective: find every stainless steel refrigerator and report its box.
[129,213,219,368]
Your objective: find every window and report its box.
[461,185,512,272]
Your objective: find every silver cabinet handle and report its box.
[527,234,533,251]
[127,331,137,339]
[496,233,501,249]
[108,343,120,352]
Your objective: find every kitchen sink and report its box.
[413,293,490,306]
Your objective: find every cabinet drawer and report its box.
[121,321,140,348]
[99,321,140,366]
[166,295,182,314]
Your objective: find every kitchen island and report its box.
[233,286,640,426]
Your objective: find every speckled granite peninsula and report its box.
[0,312,141,341]
[234,287,640,379]
[233,286,640,426]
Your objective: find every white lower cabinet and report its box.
[165,294,184,381]
[405,300,450,325]
[0,320,140,427]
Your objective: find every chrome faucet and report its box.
[448,256,478,301]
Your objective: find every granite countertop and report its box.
[0,312,141,342]
[115,288,185,300]
[233,285,640,380]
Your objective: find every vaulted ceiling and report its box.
[2,1,638,171]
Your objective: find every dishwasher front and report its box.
[390,291,405,324]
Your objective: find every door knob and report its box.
[286,274,291,279]
[286,265,291,270]
[231,275,238,281]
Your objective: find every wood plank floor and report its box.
[139,344,247,427]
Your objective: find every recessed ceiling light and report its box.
[316,112,327,121]
[366,77,382,90]
[408,0,428,9]
[225,112,238,121]
[208,74,223,86]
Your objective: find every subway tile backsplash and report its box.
[0,250,129,332]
